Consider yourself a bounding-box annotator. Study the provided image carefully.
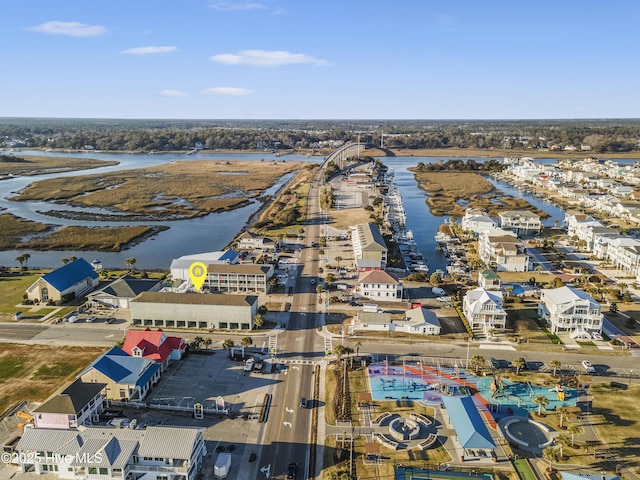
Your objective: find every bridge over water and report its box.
[324,141,365,169]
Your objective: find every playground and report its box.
[366,360,578,421]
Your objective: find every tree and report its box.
[125,257,136,272]
[555,434,570,459]
[325,273,336,284]
[533,394,549,415]
[316,285,324,294]
[354,341,362,358]
[470,354,485,374]
[557,405,568,429]
[15,255,25,270]
[429,272,442,286]
[61,257,69,265]
[254,313,264,328]
[222,339,235,351]
[22,253,30,270]
[333,344,347,359]
[203,337,212,351]
[542,446,558,470]
[609,302,618,314]
[568,424,581,446]
[550,359,562,376]
[334,256,343,269]
[512,357,526,375]
[241,336,253,348]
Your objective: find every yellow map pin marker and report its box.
[189,262,207,291]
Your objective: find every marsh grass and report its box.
[411,170,548,218]
[19,225,163,251]
[0,155,118,176]
[0,213,51,249]
[14,160,304,217]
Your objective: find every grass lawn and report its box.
[0,344,106,414]
[0,271,43,317]
[505,304,556,344]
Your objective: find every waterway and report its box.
[1,150,638,271]
[0,150,317,269]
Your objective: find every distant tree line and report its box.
[414,158,505,171]
[1,118,639,153]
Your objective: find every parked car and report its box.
[86,315,97,323]
[300,397,307,408]
[105,317,116,324]
[582,360,595,373]
[287,462,297,479]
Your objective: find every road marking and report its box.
[286,407,294,413]
[260,464,271,478]
[283,421,292,428]
[292,366,300,370]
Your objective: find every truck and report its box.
[214,452,232,479]
[243,357,255,372]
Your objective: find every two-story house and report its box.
[463,287,507,336]
[537,286,602,336]
[357,269,403,302]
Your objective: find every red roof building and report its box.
[122,328,186,371]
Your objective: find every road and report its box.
[257,171,328,479]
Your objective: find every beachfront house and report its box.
[25,258,99,304]
[463,287,507,336]
[236,231,274,250]
[537,286,603,337]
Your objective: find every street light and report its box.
[630,369,634,386]
[465,337,471,370]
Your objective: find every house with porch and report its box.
[537,286,603,336]
[357,269,403,302]
[463,287,507,336]
[33,379,106,430]
[86,275,162,309]
[478,270,501,290]
[498,210,542,236]
[478,228,530,272]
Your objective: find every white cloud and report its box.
[209,2,268,11]
[26,21,107,37]
[202,87,254,96]
[160,90,187,97]
[121,46,178,55]
[209,49,327,67]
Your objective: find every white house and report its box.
[537,286,603,336]
[461,208,496,235]
[478,269,501,290]
[498,210,542,236]
[357,269,403,302]
[463,287,507,336]
[350,307,441,335]
[478,228,530,272]
[15,425,206,480]
[606,237,640,275]
[236,231,273,250]
[170,250,239,281]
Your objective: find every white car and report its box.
[86,315,97,323]
[581,360,595,373]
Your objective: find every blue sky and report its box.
[2,0,639,119]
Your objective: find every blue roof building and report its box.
[442,396,496,452]
[26,258,99,304]
[79,347,161,401]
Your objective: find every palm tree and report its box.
[125,257,136,272]
[241,336,253,348]
[316,285,324,294]
[550,359,562,376]
[203,338,212,351]
[69,255,78,263]
[222,339,235,351]
[61,257,69,265]
[15,255,25,270]
[193,336,204,351]
[542,446,558,471]
[354,341,362,358]
[557,405,568,429]
[512,357,526,375]
[334,256,342,269]
[533,394,549,415]
[22,253,30,270]
[333,344,346,360]
[254,313,264,328]
[568,424,581,447]
[470,354,485,374]
[555,434,570,459]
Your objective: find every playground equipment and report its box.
[490,375,506,398]
[16,411,34,429]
